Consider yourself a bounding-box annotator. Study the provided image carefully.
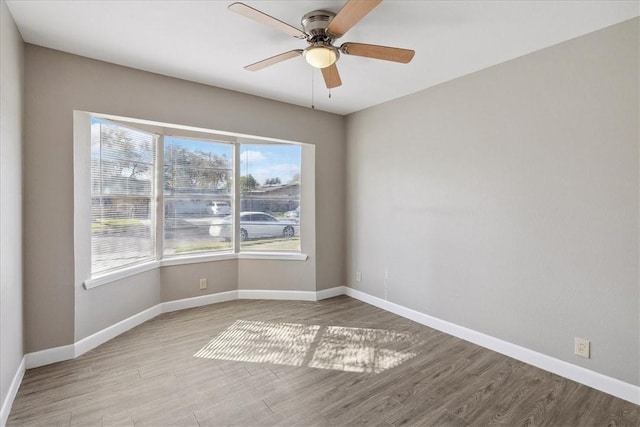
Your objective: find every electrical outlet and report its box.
[199,278,207,290]
[356,272,362,282]
[575,337,590,358]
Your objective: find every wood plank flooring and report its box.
[7,296,640,426]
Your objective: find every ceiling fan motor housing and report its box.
[301,10,336,40]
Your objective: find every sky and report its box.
[240,144,300,185]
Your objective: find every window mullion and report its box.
[155,134,164,260]
[233,143,241,253]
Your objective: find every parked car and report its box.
[284,206,300,221]
[209,201,231,216]
[209,212,299,241]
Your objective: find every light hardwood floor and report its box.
[7,296,640,426]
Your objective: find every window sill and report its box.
[84,260,160,289]
[84,252,308,289]
[237,252,308,261]
[160,252,236,266]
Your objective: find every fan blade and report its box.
[321,64,342,89]
[245,50,303,71]
[327,0,383,38]
[341,42,415,63]
[229,2,306,39]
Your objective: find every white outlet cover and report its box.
[574,337,590,358]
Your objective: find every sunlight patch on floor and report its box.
[194,320,319,366]
[194,320,419,374]
[308,326,418,373]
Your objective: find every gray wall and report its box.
[161,261,236,302]
[0,0,24,410]
[346,18,639,385]
[24,45,346,350]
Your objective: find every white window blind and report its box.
[91,119,156,275]
[163,137,233,256]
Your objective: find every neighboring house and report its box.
[92,175,152,219]
[242,183,299,213]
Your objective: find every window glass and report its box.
[163,137,233,256]
[239,144,301,251]
[91,118,156,275]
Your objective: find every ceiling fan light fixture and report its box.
[304,44,339,68]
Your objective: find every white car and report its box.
[209,201,231,216]
[284,206,300,221]
[209,212,299,241]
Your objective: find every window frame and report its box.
[161,135,235,258]
[89,118,158,276]
[236,140,303,253]
[75,112,311,290]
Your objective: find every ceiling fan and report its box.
[229,0,415,89]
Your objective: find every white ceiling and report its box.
[6,0,639,115]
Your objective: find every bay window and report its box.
[83,114,307,283]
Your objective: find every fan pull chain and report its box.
[311,68,315,109]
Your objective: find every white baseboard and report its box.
[344,287,640,406]
[162,291,238,313]
[24,344,75,369]
[18,285,638,409]
[316,286,347,300]
[238,289,318,301]
[1,356,25,427]
[75,305,162,359]
[22,287,344,370]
